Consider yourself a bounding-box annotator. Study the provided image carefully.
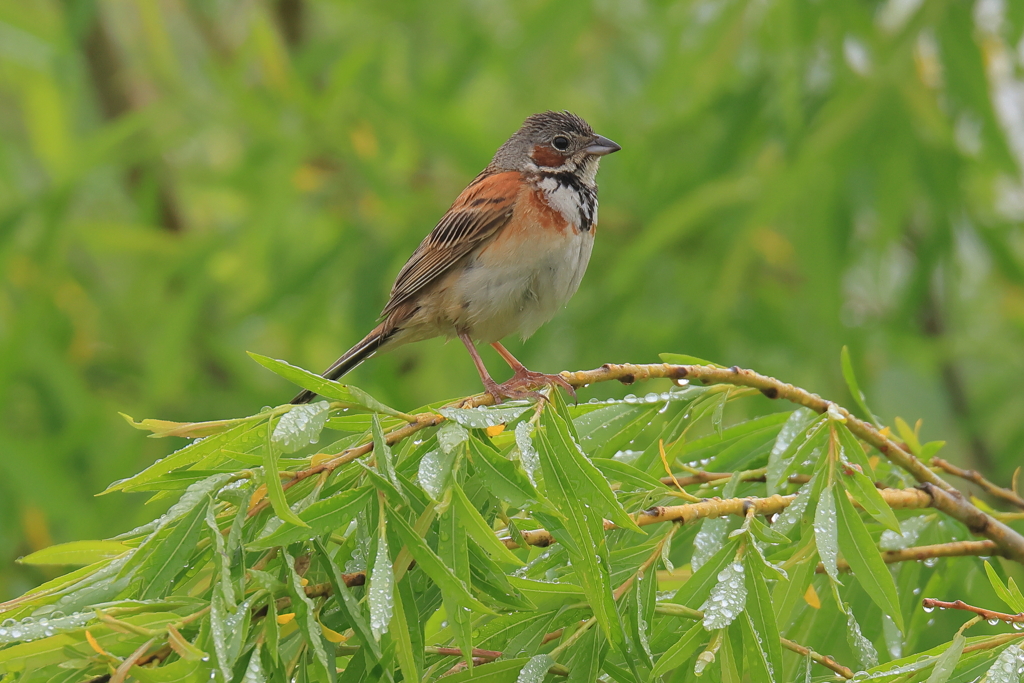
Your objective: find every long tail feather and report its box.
[291,325,393,404]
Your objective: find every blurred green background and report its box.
[2,0,1024,599]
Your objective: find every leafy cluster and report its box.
[1,355,1023,683]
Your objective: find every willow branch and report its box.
[814,540,1002,574]
[780,637,854,679]
[922,599,1024,624]
[932,458,1024,511]
[661,469,811,488]
[557,363,1024,564]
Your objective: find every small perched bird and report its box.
[292,111,620,404]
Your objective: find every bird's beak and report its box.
[585,134,621,156]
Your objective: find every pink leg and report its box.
[489,341,577,400]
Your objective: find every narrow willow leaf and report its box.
[440,658,531,682]
[744,550,783,679]
[313,539,381,661]
[205,506,235,607]
[263,428,308,528]
[210,593,251,682]
[846,605,879,669]
[719,625,741,683]
[540,405,642,533]
[450,482,524,565]
[242,643,266,683]
[138,499,209,599]
[438,503,474,669]
[390,578,420,682]
[438,420,470,453]
[368,506,393,640]
[250,485,372,548]
[765,409,817,494]
[841,346,881,427]
[391,509,493,614]
[834,483,905,631]
[469,436,544,510]
[103,421,259,494]
[984,643,1024,683]
[247,352,408,417]
[701,561,746,630]
[282,550,329,673]
[440,404,532,428]
[924,633,965,683]
[515,421,541,485]
[648,622,706,680]
[418,448,456,500]
[879,515,930,551]
[843,466,902,534]
[371,414,404,497]
[516,654,555,682]
[772,479,814,536]
[271,402,331,453]
[469,544,534,610]
[673,537,742,609]
[18,541,128,567]
[264,597,279,666]
[534,420,623,648]
[592,458,668,492]
[813,483,841,583]
[565,624,605,682]
[739,612,775,683]
[985,561,1024,613]
[659,352,725,367]
[692,518,729,573]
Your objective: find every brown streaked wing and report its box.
[381,171,519,317]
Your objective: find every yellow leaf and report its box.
[320,622,348,643]
[85,629,109,656]
[277,613,296,625]
[485,424,505,436]
[300,578,309,587]
[311,452,335,468]
[868,456,880,470]
[804,584,821,609]
[248,485,268,511]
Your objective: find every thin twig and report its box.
[922,599,1024,624]
[502,488,932,549]
[814,540,1002,573]
[662,469,811,488]
[780,637,854,679]
[932,458,1024,511]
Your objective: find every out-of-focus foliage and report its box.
[2,0,1024,601]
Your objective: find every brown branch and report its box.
[780,637,854,679]
[557,363,1024,564]
[932,458,1024,511]
[922,599,1024,624]
[250,362,1024,565]
[662,469,811,488]
[815,540,1002,573]
[502,488,932,549]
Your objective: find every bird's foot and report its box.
[483,371,577,404]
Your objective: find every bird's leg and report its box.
[489,342,577,400]
[458,333,507,403]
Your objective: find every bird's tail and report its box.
[291,323,394,404]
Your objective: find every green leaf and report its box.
[925,633,966,683]
[251,485,373,548]
[247,352,410,418]
[672,537,742,609]
[314,539,381,662]
[103,421,262,494]
[535,422,623,648]
[368,503,394,641]
[506,576,585,609]
[842,465,902,534]
[390,509,494,614]
[834,482,905,631]
[984,561,1024,613]
[659,353,725,368]
[648,622,706,681]
[390,577,421,682]
[262,425,308,529]
[841,346,881,427]
[439,404,532,428]
[18,541,129,566]
[744,549,784,679]
[137,499,210,599]
[450,482,524,565]
[468,436,545,511]
[813,483,841,583]
[440,658,531,682]
[739,612,775,683]
[282,549,330,674]
[540,404,642,533]
[592,458,669,492]
[371,414,405,498]
[437,504,475,669]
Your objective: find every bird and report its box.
[292,111,620,405]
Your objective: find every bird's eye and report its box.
[552,136,570,151]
